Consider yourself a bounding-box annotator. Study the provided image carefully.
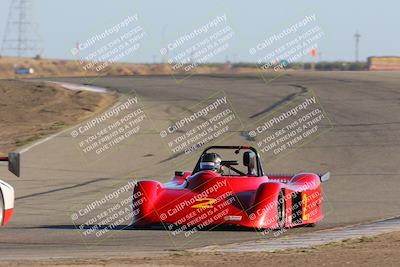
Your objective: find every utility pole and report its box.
[1,0,43,57]
[161,24,169,64]
[354,30,361,62]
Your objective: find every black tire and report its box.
[277,190,285,229]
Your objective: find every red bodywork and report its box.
[132,146,328,230]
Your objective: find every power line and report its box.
[1,0,43,57]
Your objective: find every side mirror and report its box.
[243,151,252,166]
[0,153,20,177]
[8,153,20,177]
[243,151,256,175]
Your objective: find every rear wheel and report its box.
[277,190,285,229]
[0,190,4,225]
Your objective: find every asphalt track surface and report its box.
[0,71,399,260]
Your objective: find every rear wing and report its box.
[0,153,20,177]
[319,172,330,182]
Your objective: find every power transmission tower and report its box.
[1,0,43,57]
[354,30,361,62]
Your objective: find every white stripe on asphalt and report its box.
[46,81,109,93]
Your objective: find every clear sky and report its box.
[0,0,398,62]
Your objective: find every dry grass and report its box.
[0,56,258,79]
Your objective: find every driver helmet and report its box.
[199,153,222,172]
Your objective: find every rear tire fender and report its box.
[0,181,14,226]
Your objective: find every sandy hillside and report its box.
[0,79,116,154]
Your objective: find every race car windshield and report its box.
[200,161,219,170]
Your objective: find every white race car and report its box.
[0,153,19,226]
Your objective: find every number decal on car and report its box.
[302,193,309,221]
[191,198,217,209]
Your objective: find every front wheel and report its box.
[0,190,4,225]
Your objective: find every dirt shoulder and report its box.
[0,79,117,154]
[1,231,399,267]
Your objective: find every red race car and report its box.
[132,146,329,230]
